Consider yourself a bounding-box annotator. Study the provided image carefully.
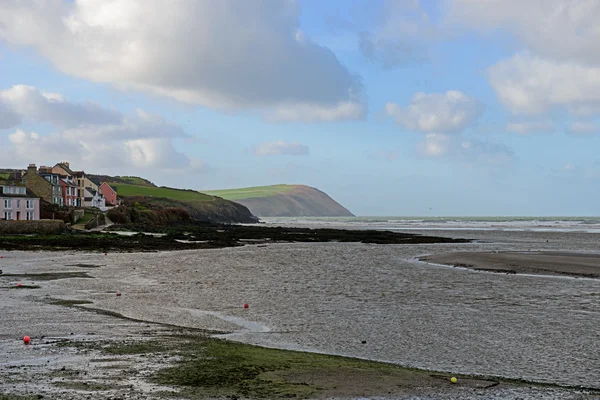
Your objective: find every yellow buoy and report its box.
[450,377,457,383]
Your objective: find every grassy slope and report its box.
[203,184,297,200]
[115,176,155,187]
[105,180,257,223]
[109,183,215,202]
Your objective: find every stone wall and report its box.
[84,213,106,230]
[0,220,67,234]
[73,209,85,223]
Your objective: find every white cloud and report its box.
[417,134,514,165]
[417,133,452,157]
[386,90,482,133]
[0,85,198,172]
[447,0,600,65]
[488,53,600,115]
[0,101,21,129]
[0,85,122,129]
[253,141,310,156]
[5,129,193,172]
[265,101,365,123]
[355,1,433,69]
[506,120,555,134]
[446,2,600,118]
[568,121,599,136]
[458,138,514,165]
[0,0,365,122]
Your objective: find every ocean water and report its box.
[259,216,600,233]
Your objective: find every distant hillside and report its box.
[203,185,354,217]
[89,175,257,224]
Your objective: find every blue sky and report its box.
[1,0,599,216]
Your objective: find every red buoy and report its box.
[17,282,21,287]
[116,292,121,297]
[23,336,30,344]
[243,303,249,309]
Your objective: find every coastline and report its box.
[2,226,600,398]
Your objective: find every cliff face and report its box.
[141,197,258,224]
[220,185,354,217]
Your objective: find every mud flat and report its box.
[1,262,595,400]
[2,234,600,399]
[420,251,600,279]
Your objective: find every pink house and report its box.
[99,182,118,206]
[0,184,40,220]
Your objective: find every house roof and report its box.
[100,182,117,193]
[0,188,40,199]
[38,172,67,185]
[85,187,98,196]
[73,171,85,177]
[54,163,74,175]
[89,177,102,186]
[60,178,77,187]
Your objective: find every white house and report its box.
[84,186,107,211]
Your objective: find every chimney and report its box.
[63,161,70,168]
[27,164,37,173]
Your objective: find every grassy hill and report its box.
[89,175,257,224]
[204,185,296,201]
[204,184,354,217]
[110,183,214,202]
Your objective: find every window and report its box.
[16,200,21,208]
[26,200,34,209]
[26,212,35,220]
[4,211,12,220]
[4,199,12,208]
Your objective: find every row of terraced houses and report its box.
[1,162,118,221]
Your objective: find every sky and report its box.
[1,0,599,216]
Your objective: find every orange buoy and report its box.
[23,336,30,344]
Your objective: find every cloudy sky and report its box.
[1,0,599,216]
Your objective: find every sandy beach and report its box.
[2,228,600,399]
[420,251,600,278]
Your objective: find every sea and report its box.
[259,216,600,234]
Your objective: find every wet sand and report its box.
[420,251,600,278]
[2,229,600,398]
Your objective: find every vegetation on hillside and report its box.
[110,183,215,201]
[88,175,156,187]
[203,184,296,200]
[205,184,354,217]
[107,201,191,226]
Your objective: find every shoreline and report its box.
[2,233,600,398]
[3,291,598,400]
[419,250,600,279]
[0,223,470,253]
